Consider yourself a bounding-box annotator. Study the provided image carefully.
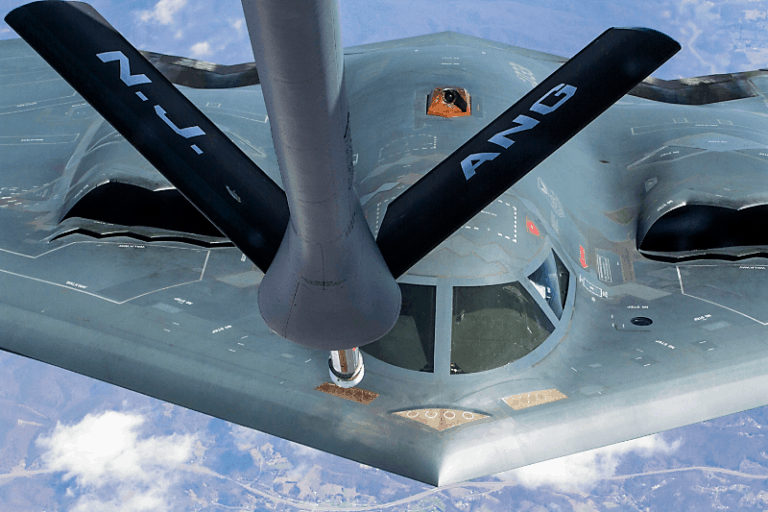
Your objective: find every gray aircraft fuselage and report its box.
[2,31,768,485]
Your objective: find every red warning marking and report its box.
[526,219,540,236]
[579,245,588,268]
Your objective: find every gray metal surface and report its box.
[243,0,400,349]
[3,31,768,486]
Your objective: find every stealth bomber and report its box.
[2,0,768,486]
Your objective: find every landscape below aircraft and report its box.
[2,0,768,486]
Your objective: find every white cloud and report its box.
[190,41,212,57]
[497,434,682,491]
[36,411,195,512]
[232,18,245,35]
[292,444,323,458]
[139,0,187,25]
[230,423,269,451]
[283,462,310,482]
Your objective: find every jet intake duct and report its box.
[242,0,401,350]
[638,189,768,260]
[5,1,289,273]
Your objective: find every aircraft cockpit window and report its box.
[361,283,436,373]
[527,250,570,319]
[450,281,554,374]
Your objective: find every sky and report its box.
[2,0,768,510]
[3,0,768,78]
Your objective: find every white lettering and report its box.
[488,115,539,149]
[154,106,205,138]
[530,83,577,115]
[461,152,499,180]
[459,83,576,180]
[96,51,151,87]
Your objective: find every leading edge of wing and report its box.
[4,282,768,487]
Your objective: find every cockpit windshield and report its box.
[450,281,554,374]
[528,250,570,319]
[363,271,564,375]
[361,283,436,372]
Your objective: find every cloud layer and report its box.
[138,0,187,25]
[498,433,682,491]
[37,411,195,512]
[3,0,765,77]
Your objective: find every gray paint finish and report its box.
[243,0,401,349]
[3,31,768,485]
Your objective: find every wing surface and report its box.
[5,27,768,488]
[6,1,288,272]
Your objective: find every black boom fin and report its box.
[376,28,680,278]
[5,1,289,272]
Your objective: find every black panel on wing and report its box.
[376,28,680,278]
[139,51,260,89]
[640,204,768,253]
[5,1,288,273]
[63,182,223,238]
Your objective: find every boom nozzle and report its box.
[329,348,365,388]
